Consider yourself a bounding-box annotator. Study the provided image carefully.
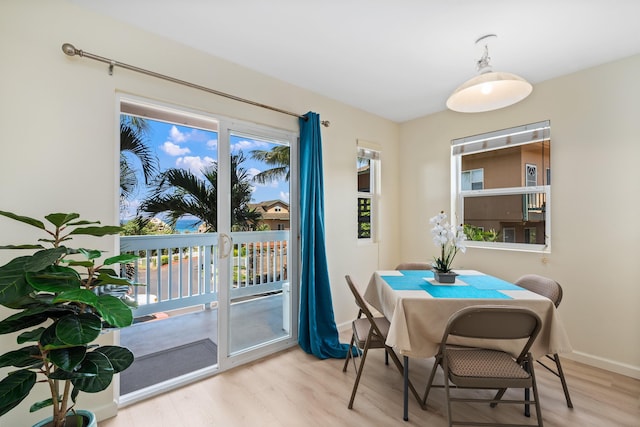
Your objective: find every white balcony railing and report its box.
[120,231,289,317]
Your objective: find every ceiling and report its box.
[70,0,640,122]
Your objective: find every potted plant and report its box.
[0,211,140,427]
[429,211,467,283]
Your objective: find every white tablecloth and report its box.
[364,270,572,359]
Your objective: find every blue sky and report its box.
[121,118,289,221]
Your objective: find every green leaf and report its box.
[0,346,42,368]
[67,219,100,226]
[0,256,34,307]
[26,265,81,293]
[63,260,94,268]
[29,398,55,413]
[49,346,87,371]
[23,248,68,272]
[0,369,36,416]
[53,289,99,307]
[78,248,103,260]
[0,306,50,335]
[104,253,139,265]
[71,351,114,393]
[96,272,132,286]
[94,346,134,373]
[44,213,80,227]
[40,322,69,350]
[0,244,45,250]
[0,211,45,230]
[69,226,122,237]
[56,313,102,346]
[95,295,133,328]
[17,327,46,344]
[48,368,95,380]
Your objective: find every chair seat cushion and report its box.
[353,316,389,348]
[446,348,532,388]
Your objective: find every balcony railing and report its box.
[120,231,289,317]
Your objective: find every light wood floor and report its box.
[101,336,640,427]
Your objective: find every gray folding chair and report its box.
[395,262,432,270]
[512,274,573,408]
[422,305,544,427]
[342,275,423,410]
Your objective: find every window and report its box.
[461,168,484,190]
[357,141,380,241]
[452,121,551,252]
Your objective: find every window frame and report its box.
[356,143,380,243]
[451,121,551,253]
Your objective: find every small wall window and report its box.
[461,168,484,190]
[452,121,551,252]
[357,141,380,241]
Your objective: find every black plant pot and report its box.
[433,270,457,283]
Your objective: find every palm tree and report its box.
[120,116,159,201]
[250,145,290,184]
[139,151,260,231]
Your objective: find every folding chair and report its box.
[342,275,423,410]
[395,262,432,270]
[423,305,544,427]
[512,274,573,408]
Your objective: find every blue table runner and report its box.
[382,271,518,299]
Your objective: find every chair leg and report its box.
[422,355,441,407]
[551,354,573,408]
[528,359,544,427]
[342,334,356,372]
[348,342,370,409]
[385,349,389,365]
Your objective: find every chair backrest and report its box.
[345,275,386,337]
[443,305,542,362]
[395,262,432,270]
[515,274,563,307]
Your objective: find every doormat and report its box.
[121,338,218,395]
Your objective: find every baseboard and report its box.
[93,400,118,422]
[562,351,640,379]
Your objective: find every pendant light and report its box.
[446,34,532,113]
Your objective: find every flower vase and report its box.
[434,270,457,284]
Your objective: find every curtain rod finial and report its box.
[321,120,330,127]
[62,43,77,56]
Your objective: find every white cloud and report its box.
[169,125,187,143]
[247,167,260,180]
[176,156,215,177]
[231,139,269,152]
[161,141,191,156]
[120,198,141,221]
[206,138,217,150]
[280,191,290,203]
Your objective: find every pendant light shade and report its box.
[447,35,532,113]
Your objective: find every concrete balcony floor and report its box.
[119,292,287,394]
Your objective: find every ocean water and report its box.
[175,218,200,234]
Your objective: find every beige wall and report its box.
[400,54,640,378]
[0,1,400,424]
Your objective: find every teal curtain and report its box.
[298,112,349,359]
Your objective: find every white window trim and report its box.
[357,140,381,244]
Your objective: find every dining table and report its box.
[364,269,573,421]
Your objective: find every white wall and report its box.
[0,1,400,424]
[399,54,640,378]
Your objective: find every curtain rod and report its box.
[61,43,330,127]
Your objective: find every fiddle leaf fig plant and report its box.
[0,211,141,427]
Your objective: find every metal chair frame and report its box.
[423,305,544,427]
[342,275,423,410]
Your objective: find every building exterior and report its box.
[250,200,290,230]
